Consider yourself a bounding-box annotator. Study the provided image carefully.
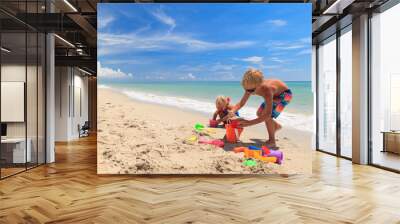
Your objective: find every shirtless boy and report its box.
[230,69,293,147]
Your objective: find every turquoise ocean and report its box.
[99,81,314,132]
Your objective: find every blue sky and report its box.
[98,4,311,81]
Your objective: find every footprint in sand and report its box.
[135,161,151,171]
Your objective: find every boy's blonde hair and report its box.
[215,95,229,107]
[241,69,264,88]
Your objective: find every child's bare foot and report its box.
[265,140,277,148]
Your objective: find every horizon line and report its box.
[99,79,312,82]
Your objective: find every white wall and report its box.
[55,66,70,141]
[75,71,89,139]
[1,63,46,164]
[55,67,89,141]
[1,64,25,81]
[1,65,26,139]
[1,65,35,139]
[1,82,25,122]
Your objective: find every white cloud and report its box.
[297,49,312,55]
[215,71,236,80]
[280,68,303,72]
[157,76,166,80]
[263,65,282,69]
[235,56,263,64]
[267,19,287,27]
[178,64,205,72]
[299,37,311,43]
[181,38,254,52]
[177,63,236,76]
[273,44,305,50]
[151,8,176,31]
[180,73,196,80]
[97,62,133,79]
[99,14,114,29]
[210,63,235,71]
[98,32,255,55]
[265,37,311,51]
[104,59,145,65]
[269,57,285,63]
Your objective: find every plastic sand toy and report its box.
[195,126,216,136]
[225,120,243,143]
[194,123,205,132]
[198,137,224,148]
[204,128,216,134]
[209,119,218,128]
[242,159,257,167]
[233,146,282,164]
[184,135,198,144]
[233,147,248,153]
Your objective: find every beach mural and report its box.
[97,3,313,174]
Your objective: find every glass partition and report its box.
[317,35,337,154]
[1,30,28,177]
[38,32,45,165]
[339,26,352,158]
[27,0,38,170]
[27,30,38,169]
[370,3,400,171]
[0,1,46,179]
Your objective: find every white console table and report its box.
[1,138,31,163]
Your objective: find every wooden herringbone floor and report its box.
[0,135,399,224]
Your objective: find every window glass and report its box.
[371,3,400,171]
[340,27,352,158]
[317,35,337,154]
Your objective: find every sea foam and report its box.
[102,85,314,133]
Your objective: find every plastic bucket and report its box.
[209,119,218,127]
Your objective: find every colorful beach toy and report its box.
[233,145,283,164]
[225,122,243,143]
[266,150,283,163]
[233,147,248,153]
[199,137,224,148]
[209,119,218,128]
[249,145,282,163]
[184,135,198,144]
[261,146,271,155]
[194,123,205,132]
[242,159,257,167]
[204,128,216,134]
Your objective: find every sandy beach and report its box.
[97,88,312,175]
